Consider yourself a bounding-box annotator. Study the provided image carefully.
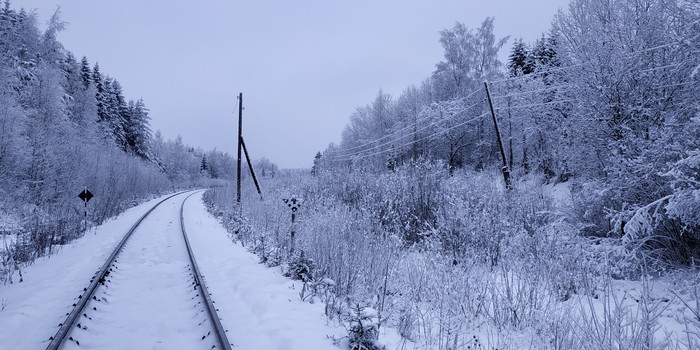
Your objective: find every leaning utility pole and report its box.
[484,81,512,190]
[236,92,243,205]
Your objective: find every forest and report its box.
[0,4,235,277]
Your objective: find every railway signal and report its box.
[79,188,94,230]
[78,188,93,202]
[283,197,301,255]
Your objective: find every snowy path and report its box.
[0,192,344,349]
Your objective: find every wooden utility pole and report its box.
[484,81,512,190]
[236,93,243,205]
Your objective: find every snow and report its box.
[0,192,345,349]
[183,192,345,349]
[545,181,573,206]
[0,194,175,349]
[62,193,210,349]
[0,211,21,255]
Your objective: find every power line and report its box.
[322,35,698,165]
[332,98,483,158]
[332,100,482,159]
[335,88,486,155]
[497,99,578,111]
[491,83,576,100]
[327,112,489,162]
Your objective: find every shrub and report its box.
[343,301,384,350]
[285,250,315,282]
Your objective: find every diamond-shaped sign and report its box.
[79,189,94,202]
[282,197,301,212]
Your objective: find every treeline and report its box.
[317,0,700,266]
[0,4,234,280]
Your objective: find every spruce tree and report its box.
[507,39,533,76]
[92,63,106,124]
[108,79,129,150]
[311,151,322,176]
[126,98,151,159]
[80,56,91,90]
[200,154,208,174]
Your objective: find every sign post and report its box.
[78,188,94,231]
[282,197,301,255]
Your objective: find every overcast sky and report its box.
[17,0,568,169]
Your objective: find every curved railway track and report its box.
[45,191,232,350]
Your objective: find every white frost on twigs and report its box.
[691,63,700,79]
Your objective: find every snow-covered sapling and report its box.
[285,250,315,283]
[343,301,384,350]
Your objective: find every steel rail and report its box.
[180,191,233,350]
[46,191,187,350]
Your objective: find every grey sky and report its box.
[17,0,568,169]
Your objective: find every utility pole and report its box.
[484,81,512,190]
[236,93,243,205]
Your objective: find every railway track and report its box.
[45,191,232,349]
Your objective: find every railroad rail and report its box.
[46,191,232,350]
[179,191,232,350]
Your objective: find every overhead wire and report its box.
[325,35,697,164]
[334,87,485,155]
[328,100,481,160]
[331,93,484,158]
[328,112,490,162]
[491,83,576,100]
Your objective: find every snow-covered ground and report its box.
[61,192,210,349]
[0,194,174,349]
[183,192,345,349]
[0,191,347,349]
[5,188,694,349]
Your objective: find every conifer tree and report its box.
[126,98,151,159]
[200,154,208,174]
[108,79,129,150]
[507,39,533,76]
[311,152,322,176]
[80,56,91,89]
[92,63,106,124]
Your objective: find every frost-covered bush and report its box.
[311,158,447,244]
[298,206,399,303]
[202,187,254,244]
[436,172,509,267]
[569,179,618,237]
[204,161,700,349]
[366,159,448,243]
[285,250,316,282]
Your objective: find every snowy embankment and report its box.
[0,194,174,349]
[183,192,346,349]
[0,192,346,349]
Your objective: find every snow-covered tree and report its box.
[125,98,151,159]
[255,157,278,178]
